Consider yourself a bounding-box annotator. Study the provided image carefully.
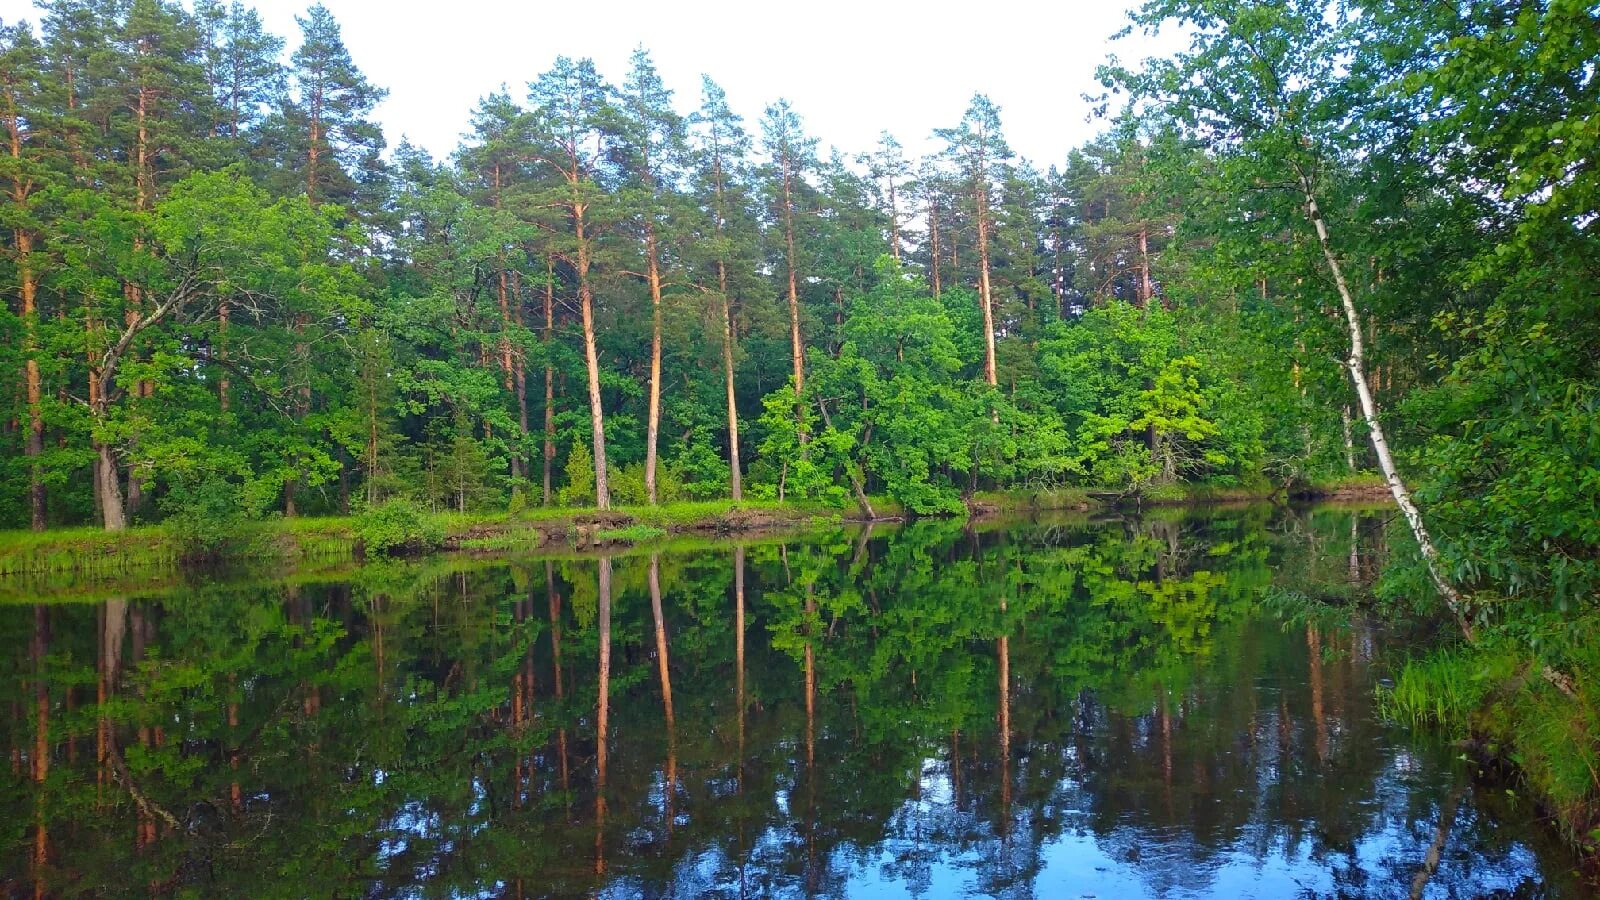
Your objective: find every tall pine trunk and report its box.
[6,83,44,529]
[542,259,556,506]
[575,204,609,509]
[974,172,998,388]
[781,156,806,436]
[719,260,742,501]
[644,223,664,505]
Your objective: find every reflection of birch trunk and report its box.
[1409,786,1462,900]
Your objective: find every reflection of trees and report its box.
[0,509,1567,896]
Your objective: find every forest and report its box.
[0,2,1596,635]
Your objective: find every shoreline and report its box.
[0,476,1394,581]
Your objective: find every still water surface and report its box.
[1,506,1587,897]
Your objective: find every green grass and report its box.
[1378,631,1600,847]
[0,525,179,576]
[595,524,668,543]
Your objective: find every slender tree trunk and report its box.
[928,196,942,298]
[217,300,230,412]
[887,176,901,262]
[975,176,998,387]
[574,205,609,509]
[1138,226,1153,308]
[6,89,44,530]
[644,223,664,505]
[781,155,806,436]
[719,261,743,500]
[1342,406,1355,471]
[543,260,556,506]
[512,270,530,487]
[710,151,743,500]
[1298,176,1470,638]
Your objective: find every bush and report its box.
[355,498,444,556]
[608,462,692,505]
[159,474,262,557]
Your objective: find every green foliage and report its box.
[157,474,264,556]
[558,441,595,508]
[354,498,444,556]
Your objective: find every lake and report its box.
[1,505,1587,897]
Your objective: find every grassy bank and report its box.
[1379,628,1600,859]
[0,497,901,578]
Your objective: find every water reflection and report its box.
[0,506,1584,897]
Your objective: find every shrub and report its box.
[159,474,262,557]
[355,498,444,555]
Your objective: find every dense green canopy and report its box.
[0,0,1595,629]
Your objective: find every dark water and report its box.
[1,506,1587,897]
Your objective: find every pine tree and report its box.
[617,48,685,505]
[0,23,52,529]
[196,0,282,141]
[527,57,616,509]
[287,4,384,208]
[937,94,1012,388]
[760,98,818,432]
[690,77,762,500]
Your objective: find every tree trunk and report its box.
[543,259,556,506]
[1342,406,1355,471]
[218,300,231,412]
[975,177,998,387]
[887,176,901,262]
[575,205,609,509]
[781,155,807,437]
[1299,177,1470,638]
[928,196,942,298]
[719,261,743,500]
[644,224,664,505]
[6,89,44,530]
[98,442,127,532]
[1138,226,1153,308]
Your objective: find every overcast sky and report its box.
[0,0,1175,167]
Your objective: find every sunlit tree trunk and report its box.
[4,81,44,530]
[644,221,664,504]
[574,200,610,509]
[973,142,999,387]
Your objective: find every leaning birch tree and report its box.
[1102,0,1473,635]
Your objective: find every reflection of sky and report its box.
[820,756,1547,899]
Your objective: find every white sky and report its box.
[1,0,1174,168]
